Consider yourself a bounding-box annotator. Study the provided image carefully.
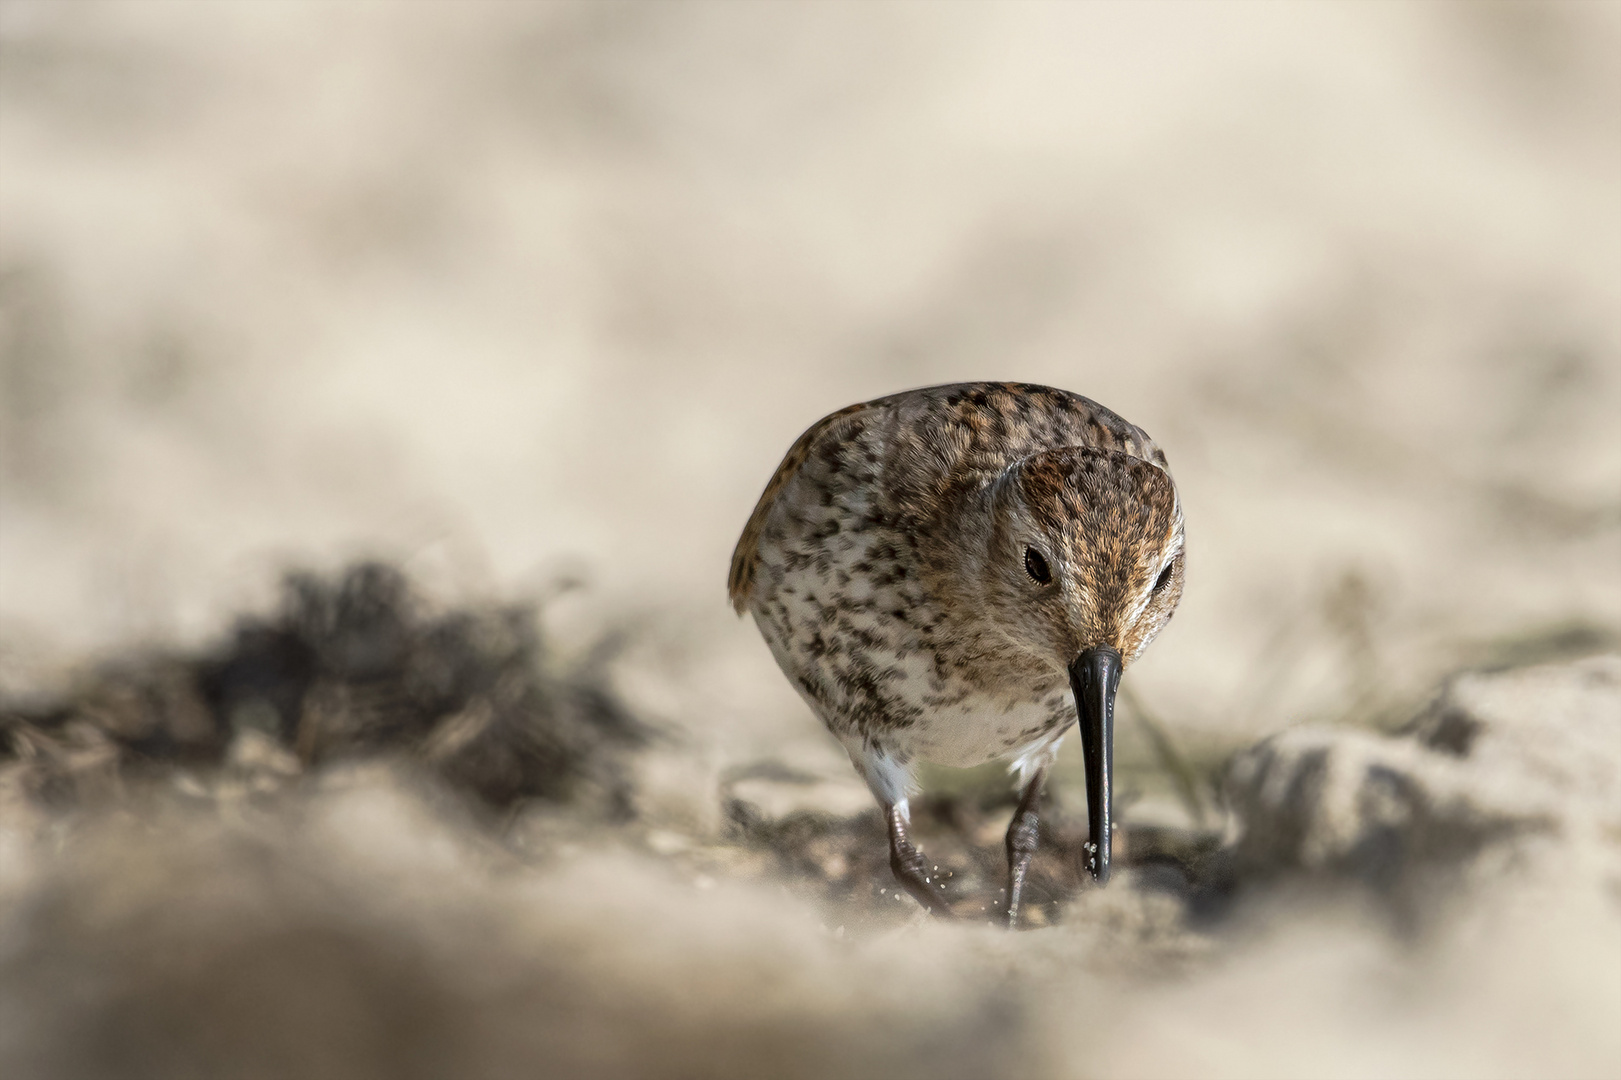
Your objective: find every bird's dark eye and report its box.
[1024,546,1052,585]
[1154,562,1175,593]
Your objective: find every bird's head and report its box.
[984,446,1185,665]
[981,446,1185,884]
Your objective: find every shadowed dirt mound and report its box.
[0,562,648,815]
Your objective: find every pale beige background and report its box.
[3,5,1621,1079]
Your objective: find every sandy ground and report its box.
[1,2,1619,1077]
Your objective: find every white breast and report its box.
[883,651,1071,768]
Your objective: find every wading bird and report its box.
[729,382,1185,925]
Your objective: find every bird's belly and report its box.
[754,578,1073,769]
[894,677,1075,768]
[750,501,1075,768]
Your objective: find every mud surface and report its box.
[3,563,1618,1079]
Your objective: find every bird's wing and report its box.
[727,400,880,614]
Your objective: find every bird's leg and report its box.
[1004,764,1049,929]
[886,804,952,916]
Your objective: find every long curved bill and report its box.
[1069,646,1122,885]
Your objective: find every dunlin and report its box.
[729,382,1185,925]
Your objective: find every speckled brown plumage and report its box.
[729,382,1185,921]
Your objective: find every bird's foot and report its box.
[1004,812,1040,929]
[886,805,954,917]
[1002,764,1048,930]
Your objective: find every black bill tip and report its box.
[1068,646,1122,886]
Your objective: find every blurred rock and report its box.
[1408,654,1620,817]
[1224,655,1621,911]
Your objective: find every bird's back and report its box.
[729,382,1167,615]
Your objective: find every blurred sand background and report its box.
[1,2,1619,1078]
